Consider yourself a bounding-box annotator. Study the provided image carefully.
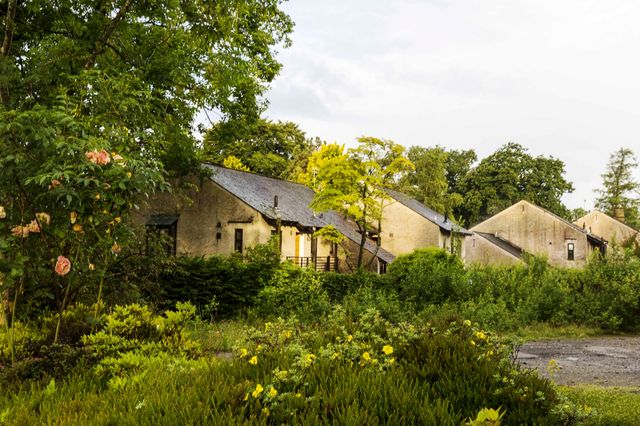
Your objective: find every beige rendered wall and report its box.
[463,234,523,267]
[380,201,445,256]
[574,211,640,246]
[472,201,589,268]
[134,178,337,263]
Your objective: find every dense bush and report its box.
[0,310,571,425]
[153,241,280,318]
[387,248,468,306]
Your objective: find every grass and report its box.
[505,323,606,341]
[560,386,640,425]
[188,319,246,353]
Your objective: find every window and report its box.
[567,242,575,261]
[234,229,243,253]
[146,215,178,256]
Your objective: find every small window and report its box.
[146,215,178,256]
[234,229,243,253]
[567,242,575,261]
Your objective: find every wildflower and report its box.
[362,352,371,362]
[252,384,263,398]
[95,193,101,200]
[239,348,248,358]
[470,340,476,346]
[262,407,270,416]
[346,335,353,342]
[114,216,121,224]
[11,225,29,238]
[126,172,132,178]
[305,353,316,363]
[55,256,71,276]
[256,344,264,352]
[249,356,258,365]
[295,393,302,398]
[88,263,95,271]
[0,206,5,219]
[382,345,394,355]
[463,320,472,327]
[243,393,249,401]
[49,179,61,189]
[27,220,41,233]
[268,387,278,398]
[474,331,487,340]
[111,242,121,254]
[73,223,83,233]
[70,211,78,224]
[388,357,396,365]
[36,212,51,225]
[331,352,339,360]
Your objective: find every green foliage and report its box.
[458,142,574,224]
[154,242,281,319]
[204,119,320,179]
[387,248,468,305]
[253,266,332,322]
[595,147,640,229]
[0,311,564,425]
[307,137,414,269]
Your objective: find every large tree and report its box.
[0,1,293,333]
[203,118,319,179]
[307,137,414,269]
[595,148,640,228]
[1,0,293,172]
[459,143,574,225]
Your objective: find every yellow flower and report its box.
[126,172,132,178]
[268,387,278,398]
[474,331,487,340]
[114,217,122,224]
[382,345,393,355]
[305,353,316,363]
[295,393,302,398]
[256,344,264,352]
[239,348,248,358]
[70,211,78,224]
[463,320,472,327]
[388,357,396,365]
[249,356,258,365]
[0,205,5,219]
[252,384,264,398]
[362,352,371,362]
[346,335,353,342]
[88,263,95,271]
[262,407,270,416]
[73,223,83,233]
[95,193,101,200]
[36,212,51,225]
[243,393,248,401]
[470,340,476,346]
[331,352,339,360]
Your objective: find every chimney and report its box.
[614,207,625,223]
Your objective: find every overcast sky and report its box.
[263,0,640,210]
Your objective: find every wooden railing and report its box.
[285,256,339,272]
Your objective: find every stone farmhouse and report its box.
[574,210,640,248]
[464,200,607,268]
[134,165,395,273]
[381,189,472,257]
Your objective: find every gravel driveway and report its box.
[516,336,640,387]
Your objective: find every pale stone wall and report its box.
[574,210,640,246]
[380,199,464,257]
[463,234,523,266]
[133,178,339,264]
[472,201,590,268]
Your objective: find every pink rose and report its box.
[27,220,41,233]
[11,225,29,238]
[85,149,111,165]
[55,256,71,276]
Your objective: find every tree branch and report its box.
[1,0,16,57]
[84,0,134,69]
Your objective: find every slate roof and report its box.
[385,189,473,235]
[476,232,524,260]
[205,165,395,263]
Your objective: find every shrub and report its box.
[387,248,468,306]
[252,266,331,322]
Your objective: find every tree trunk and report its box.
[84,0,134,69]
[0,0,17,104]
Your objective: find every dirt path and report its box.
[516,336,640,387]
